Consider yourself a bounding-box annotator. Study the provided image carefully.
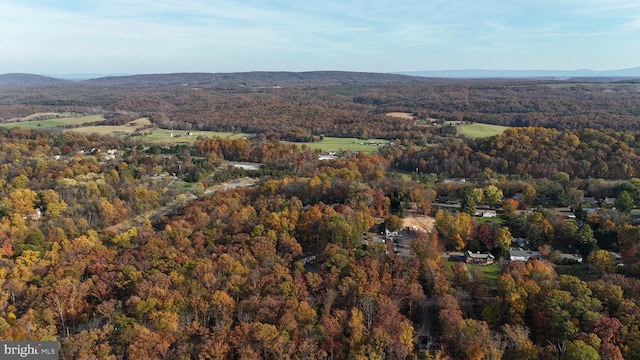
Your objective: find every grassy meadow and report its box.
[457,123,509,138]
[282,137,390,154]
[1,115,105,129]
[68,126,251,144]
[135,130,251,144]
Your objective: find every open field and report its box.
[1,114,250,145]
[282,137,390,153]
[457,123,509,138]
[386,112,415,119]
[63,118,149,135]
[66,125,137,136]
[68,125,251,144]
[14,112,72,121]
[136,130,250,143]
[1,114,105,129]
[4,113,385,148]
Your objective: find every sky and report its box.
[1,0,639,75]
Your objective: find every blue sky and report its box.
[1,0,639,74]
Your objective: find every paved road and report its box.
[392,228,413,259]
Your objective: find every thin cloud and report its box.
[624,18,640,30]
[0,0,639,73]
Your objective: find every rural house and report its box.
[508,249,542,262]
[464,251,495,265]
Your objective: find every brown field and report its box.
[385,112,415,119]
[129,118,152,127]
[402,214,435,233]
[65,118,151,136]
[10,112,72,122]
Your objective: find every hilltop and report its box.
[81,71,425,87]
[0,73,68,86]
[399,67,640,79]
[0,71,425,89]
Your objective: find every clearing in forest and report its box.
[457,123,509,138]
[1,114,105,128]
[385,112,415,119]
[402,214,435,233]
[282,136,390,154]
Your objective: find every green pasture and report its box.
[135,130,250,144]
[457,123,509,138]
[1,115,104,129]
[282,137,390,154]
[68,126,251,144]
[65,125,132,136]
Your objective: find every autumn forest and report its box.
[1,72,640,359]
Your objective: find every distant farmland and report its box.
[60,118,151,135]
[1,114,104,129]
[68,126,251,144]
[457,123,509,138]
[2,113,389,152]
[282,137,389,154]
[0,116,250,144]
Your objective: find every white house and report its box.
[508,249,542,262]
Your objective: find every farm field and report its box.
[2,112,498,149]
[1,115,248,145]
[135,129,251,143]
[457,123,509,138]
[61,117,151,135]
[16,112,72,121]
[3,111,389,149]
[3,113,382,148]
[282,137,390,153]
[1,114,104,128]
[68,125,251,144]
[385,112,415,119]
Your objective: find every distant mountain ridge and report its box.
[45,73,131,80]
[0,73,69,85]
[81,71,423,86]
[0,71,424,87]
[399,67,640,78]
[3,68,640,87]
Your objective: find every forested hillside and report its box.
[1,73,640,139]
[2,73,640,359]
[392,127,640,179]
